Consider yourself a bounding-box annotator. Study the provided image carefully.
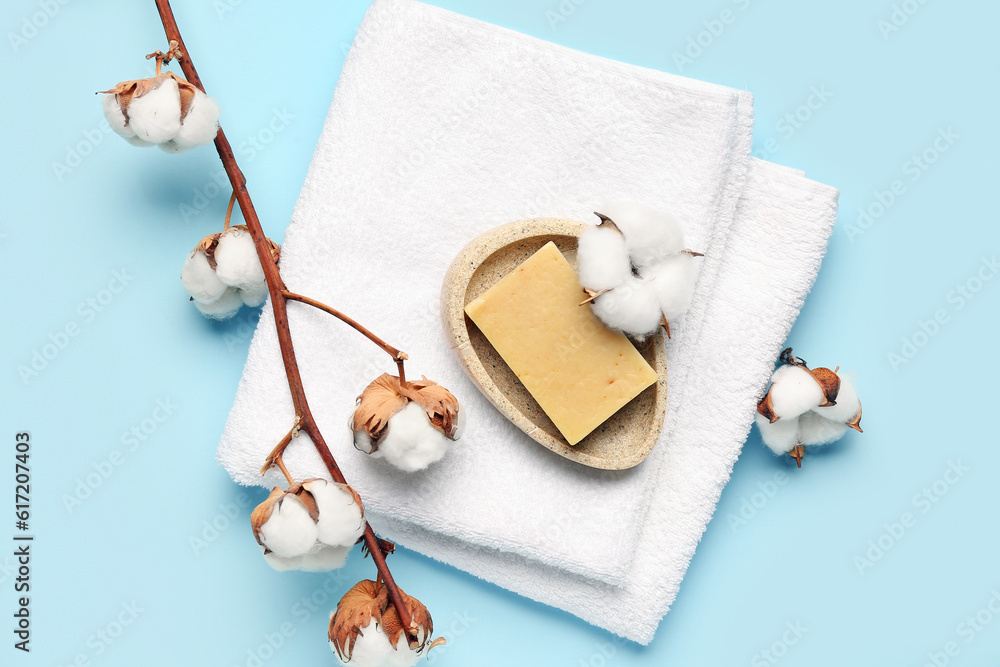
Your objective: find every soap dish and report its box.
[442,218,667,470]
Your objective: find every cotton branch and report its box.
[152,0,417,643]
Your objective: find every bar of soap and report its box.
[464,241,658,445]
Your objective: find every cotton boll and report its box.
[127,76,182,145]
[756,413,800,455]
[576,225,631,290]
[332,621,397,667]
[371,402,451,473]
[797,411,849,447]
[193,286,243,320]
[262,550,302,572]
[256,494,318,559]
[299,544,351,572]
[303,479,365,547]
[239,281,269,308]
[590,276,661,338]
[646,252,698,321]
[811,374,860,424]
[767,364,825,420]
[158,91,220,153]
[599,200,685,269]
[181,249,228,304]
[214,227,265,289]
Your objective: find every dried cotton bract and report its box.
[180,226,280,319]
[100,72,219,152]
[351,374,463,472]
[251,479,365,572]
[576,202,702,340]
[329,580,444,667]
[755,348,863,467]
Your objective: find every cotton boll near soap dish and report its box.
[442,218,668,470]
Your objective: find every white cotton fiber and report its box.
[126,77,182,145]
[646,253,698,321]
[576,225,631,290]
[590,276,662,338]
[262,550,300,572]
[257,494,318,559]
[755,413,800,455]
[102,94,153,147]
[767,364,825,420]
[239,281,270,308]
[181,249,228,304]
[158,90,220,153]
[303,479,365,547]
[332,621,400,667]
[599,200,685,269]
[299,544,351,572]
[811,374,859,424]
[797,411,848,447]
[193,286,243,320]
[372,402,451,473]
[214,227,266,290]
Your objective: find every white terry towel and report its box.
[218,0,754,586]
[375,158,840,643]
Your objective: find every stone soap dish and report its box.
[442,218,667,470]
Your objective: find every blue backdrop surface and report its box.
[2,1,998,665]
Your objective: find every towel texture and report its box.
[376,158,839,642]
[216,0,840,642]
[218,0,753,587]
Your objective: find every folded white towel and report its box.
[374,158,839,643]
[217,0,754,586]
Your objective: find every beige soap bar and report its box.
[464,241,657,445]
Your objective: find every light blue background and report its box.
[2,0,998,665]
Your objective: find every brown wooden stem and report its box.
[152,0,417,643]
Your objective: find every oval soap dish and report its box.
[442,218,667,470]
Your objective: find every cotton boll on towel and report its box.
[352,374,463,472]
[598,200,685,269]
[366,402,453,473]
[646,252,698,322]
[301,479,366,547]
[254,492,318,559]
[576,225,631,290]
[590,276,662,339]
